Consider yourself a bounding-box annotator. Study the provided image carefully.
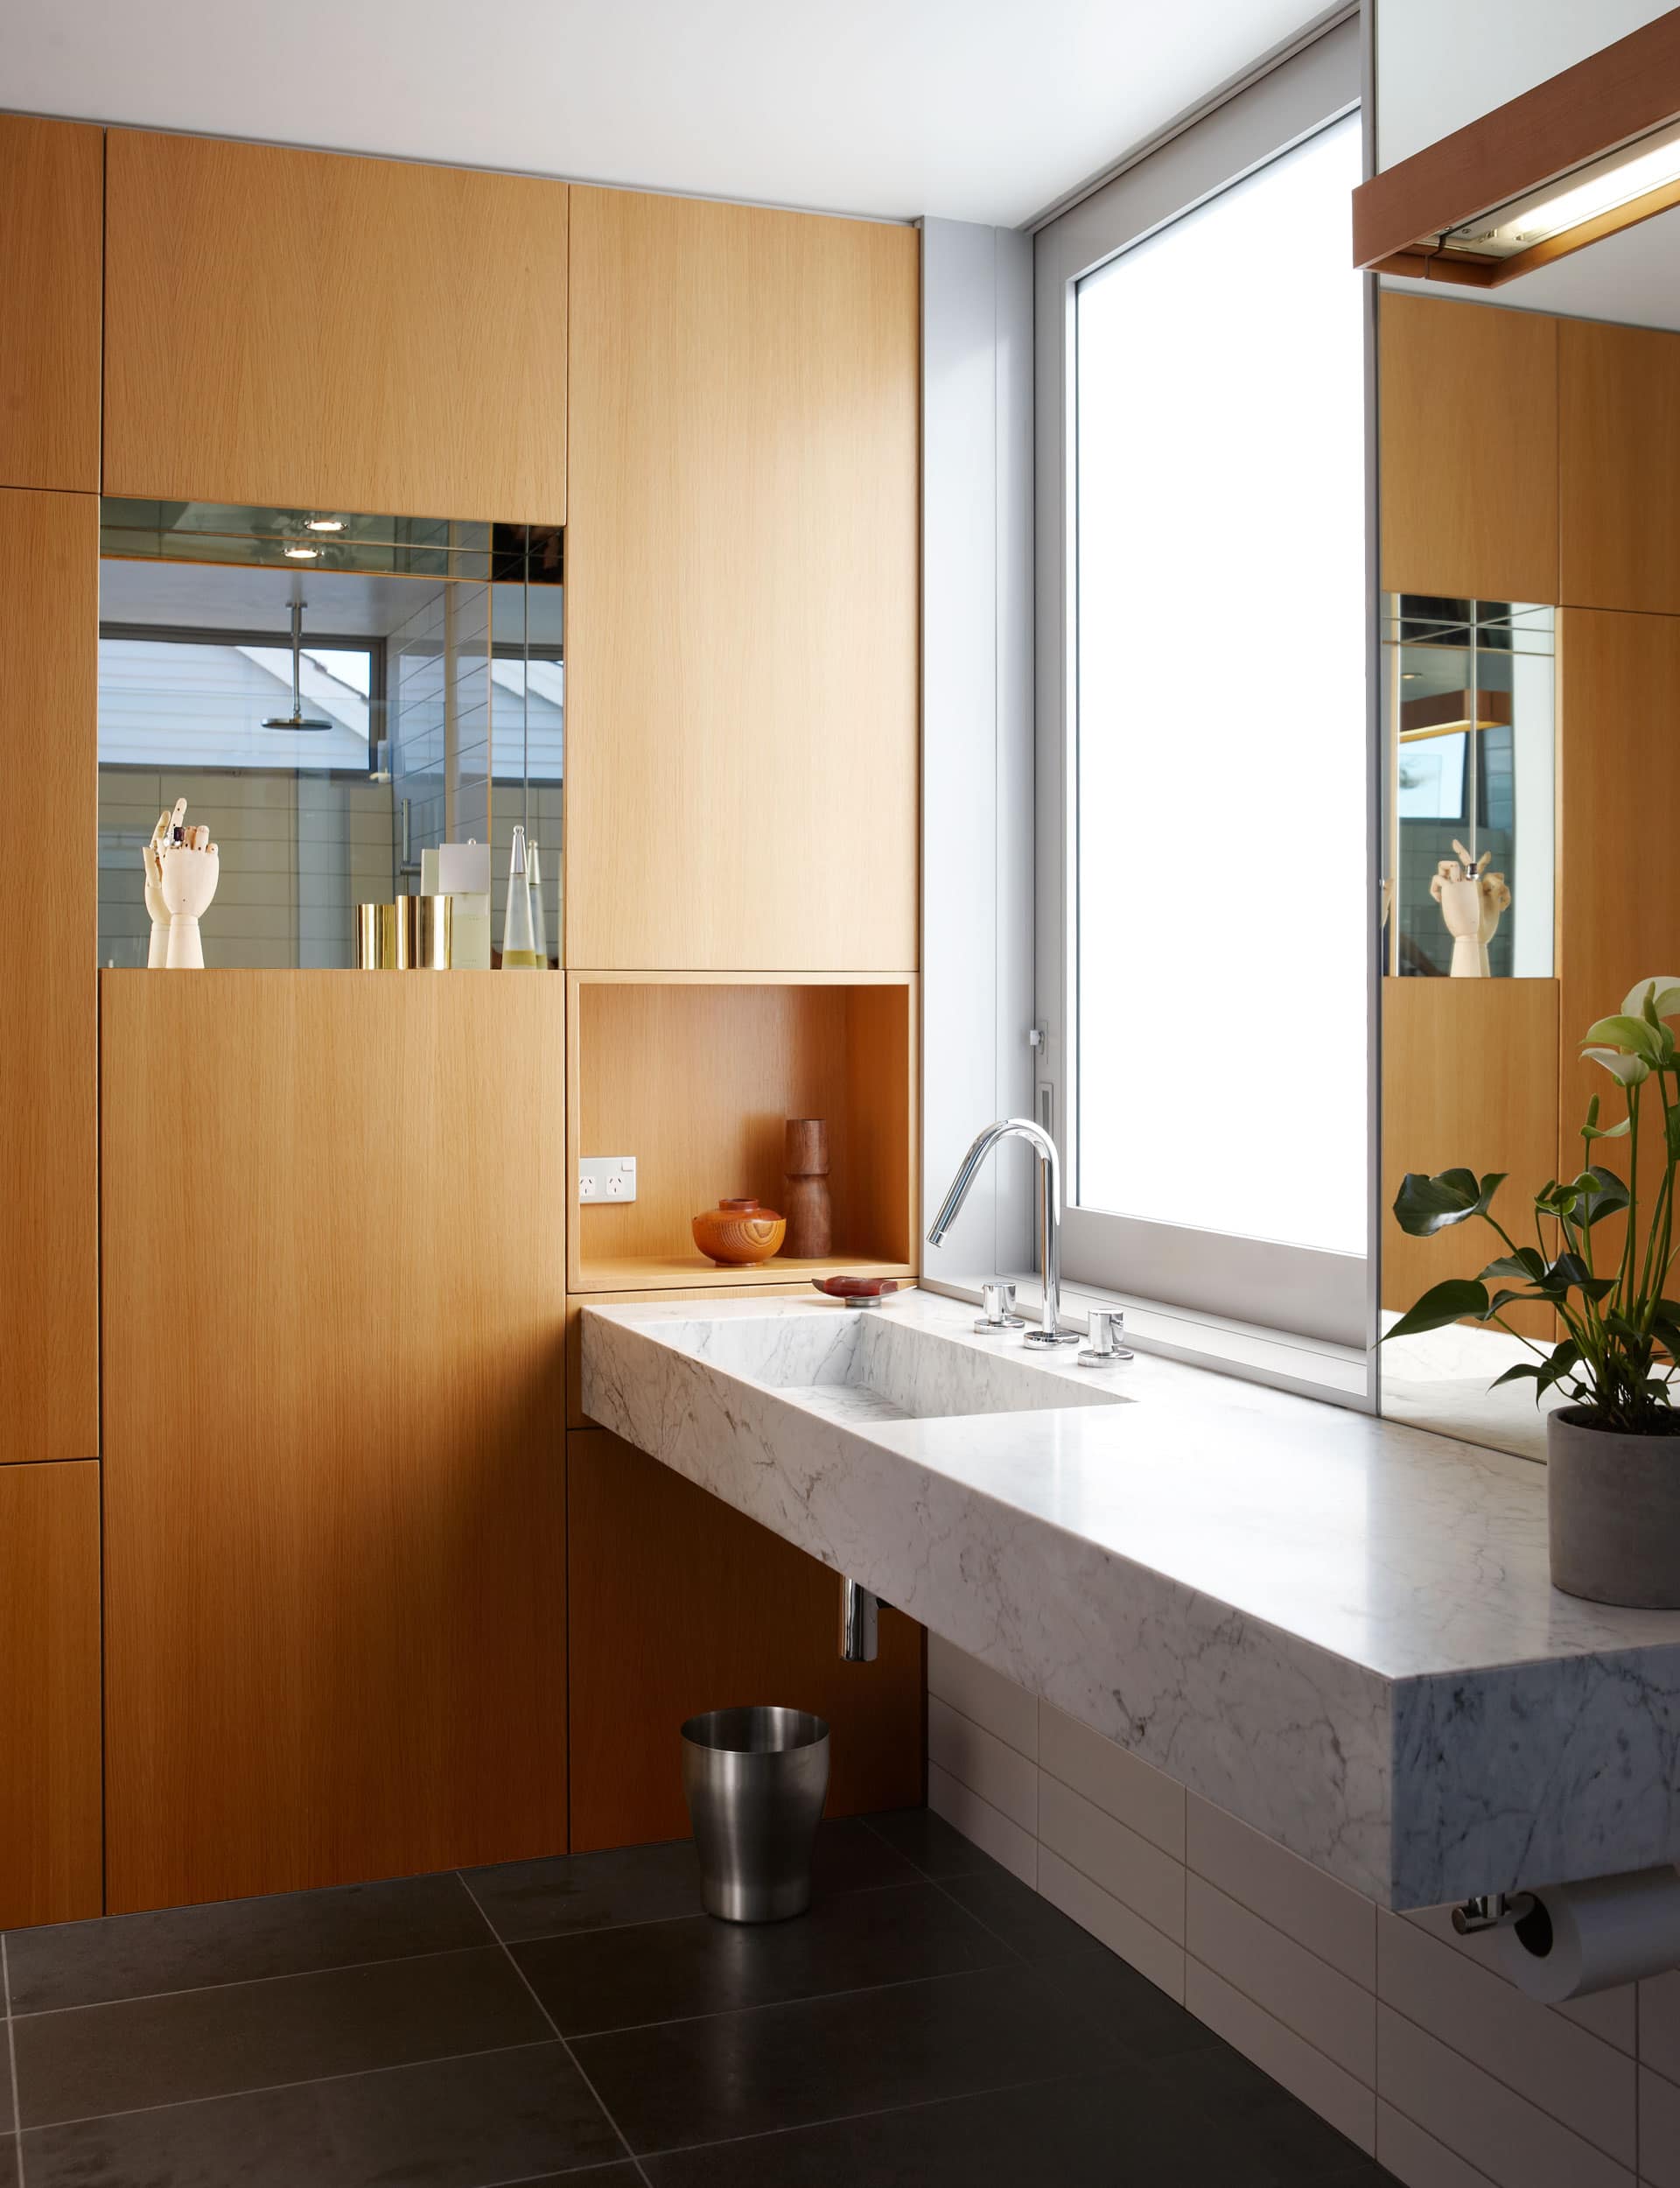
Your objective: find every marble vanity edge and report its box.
[582,1306,1399,1905]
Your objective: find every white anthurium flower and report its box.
[1623,975,1680,1020]
[1585,1045,1651,1085]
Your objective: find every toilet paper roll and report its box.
[1496,1868,1680,2002]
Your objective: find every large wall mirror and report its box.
[1374,20,1680,1459]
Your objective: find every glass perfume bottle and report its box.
[500,824,543,969]
[528,838,550,968]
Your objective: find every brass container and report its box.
[355,901,402,970]
[399,893,452,970]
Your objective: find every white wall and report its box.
[920,218,1037,1283]
[930,1632,1680,2187]
[1375,0,1675,169]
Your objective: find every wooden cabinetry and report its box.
[568,972,917,1291]
[101,973,568,1910]
[1560,319,1680,614]
[0,1461,103,1928]
[564,186,919,971]
[1382,979,1560,1337]
[0,116,102,493]
[103,131,568,519]
[0,489,99,1464]
[1380,293,1558,602]
[568,1427,923,1849]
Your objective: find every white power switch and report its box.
[578,1155,637,1203]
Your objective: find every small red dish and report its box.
[812,1275,903,1308]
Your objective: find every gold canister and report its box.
[398,893,452,970]
[355,901,402,970]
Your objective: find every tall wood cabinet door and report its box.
[0,117,102,492]
[568,1427,924,1849]
[0,1461,103,1928]
[101,974,568,1911]
[0,489,98,1463]
[103,131,567,521]
[1380,293,1558,602]
[1560,319,1680,614]
[565,188,920,972]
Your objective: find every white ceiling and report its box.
[4,0,1331,228]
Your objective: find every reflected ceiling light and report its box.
[284,543,318,559]
[1352,12,1680,288]
[304,517,345,532]
[1443,119,1680,263]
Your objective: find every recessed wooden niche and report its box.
[566,971,917,1292]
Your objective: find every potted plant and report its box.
[1386,976,1680,1609]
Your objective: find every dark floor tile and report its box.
[934,1863,1095,1960]
[515,1880,1005,2037]
[23,2040,626,2188]
[14,1944,550,2128]
[1149,2039,1382,2181]
[861,1806,999,1880]
[5,1872,489,2015]
[641,2069,1299,2187]
[0,2138,14,2188]
[464,1839,704,1944]
[572,1959,1125,2154]
[1018,1945,1224,2065]
[466,1818,918,1946]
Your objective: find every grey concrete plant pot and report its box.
[1548,1406,1680,1609]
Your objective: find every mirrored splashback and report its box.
[96,501,562,971]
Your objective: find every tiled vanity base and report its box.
[929,1633,1680,2188]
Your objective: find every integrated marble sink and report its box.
[610,1305,1131,1428]
[582,1289,1680,1910]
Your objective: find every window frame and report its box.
[1032,15,1376,1353]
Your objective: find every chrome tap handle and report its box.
[974,1280,1027,1334]
[1078,1308,1134,1367]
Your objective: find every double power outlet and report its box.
[578,1155,638,1203]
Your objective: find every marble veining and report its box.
[580,1289,1680,1909]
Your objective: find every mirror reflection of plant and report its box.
[1385,977,1680,1433]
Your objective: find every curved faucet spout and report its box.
[927,1118,1073,1346]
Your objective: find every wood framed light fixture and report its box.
[1353,7,1680,287]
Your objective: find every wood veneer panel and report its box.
[0,489,98,1462]
[1380,294,1558,603]
[1382,978,1560,1337]
[0,1462,102,1928]
[101,973,567,1910]
[1353,10,1680,271]
[1557,609,1680,1273]
[1560,319,1680,615]
[565,186,919,971]
[103,131,567,520]
[566,974,917,1290]
[0,117,102,492]
[568,1427,924,1849]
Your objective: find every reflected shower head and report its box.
[262,599,332,731]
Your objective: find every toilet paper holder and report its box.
[1452,1891,1536,1936]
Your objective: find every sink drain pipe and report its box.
[839,1577,878,1662]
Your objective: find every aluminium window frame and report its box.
[1031,11,1378,1358]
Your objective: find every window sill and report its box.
[920,1273,1373,1410]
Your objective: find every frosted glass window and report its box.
[1072,114,1365,1256]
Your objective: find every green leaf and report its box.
[1577,1167,1631,1227]
[1666,1107,1680,1163]
[1393,1170,1480,1238]
[1583,1014,1666,1063]
[1382,1279,1492,1341]
[1480,1248,1547,1283]
[1475,1171,1508,1214]
[1544,1254,1617,1301]
[1584,1115,1632,1142]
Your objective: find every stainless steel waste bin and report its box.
[681,1705,831,1922]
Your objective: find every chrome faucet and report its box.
[927,1119,1077,1347]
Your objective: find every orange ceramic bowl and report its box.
[692,1196,787,1266]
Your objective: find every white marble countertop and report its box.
[581,1288,1680,1909]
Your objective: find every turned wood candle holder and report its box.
[783,1118,832,1259]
